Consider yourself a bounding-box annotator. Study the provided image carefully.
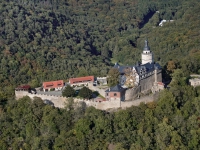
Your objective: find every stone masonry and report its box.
[15,90,156,110]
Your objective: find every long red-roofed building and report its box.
[69,76,94,86]
[43,80,64,92]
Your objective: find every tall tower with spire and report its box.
[141,40,153,64]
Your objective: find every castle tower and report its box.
[141,40,153,64]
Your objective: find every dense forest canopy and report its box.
[0,0,200,94]
[0,74,200,149]
[0,0,200,149]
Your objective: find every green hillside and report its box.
[0,0,200,92]
[1,1,200,149]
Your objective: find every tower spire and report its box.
[141,39,153,64]
[143,39,150,51]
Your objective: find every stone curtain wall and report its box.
[140,71,162,92]
[121,94,154,109]
[125,86,141,100]
[15,90,156,110]
[15,90,122,110]
[140,73,155,92]
[82,99,121,110]
[15,91,67,108]
[157,71,162,83]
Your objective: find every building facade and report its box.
[113,40,163,96]
[105,85,126,101]
[43,80,64,92]
[69,76,94,86]
[189,78,200,87]
[15,85,31,91]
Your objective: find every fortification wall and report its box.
[140,71,162,92]
[140,74,155,92]
[157,71,162,82]
[15,91,67,108]
[121,94,154,109]
[125,86,141,100]
[82,99,121,110]
[15,90,157,110]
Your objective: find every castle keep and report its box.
[111,40,163,100]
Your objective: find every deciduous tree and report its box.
[78,87,92,99]
[107,68,120,87]
[62,85,75,97]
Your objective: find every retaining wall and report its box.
[15,91,67,108]
[81,99,121,110]
[15,90,157,110]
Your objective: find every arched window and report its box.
[114,93,117,96]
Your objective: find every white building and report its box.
[189,78,200,87]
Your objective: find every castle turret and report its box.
[141,40,153,64]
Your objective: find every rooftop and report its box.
[43,80,64,89]
[113,62,161,75]
[69,76,94,84]
[143,40,150,51]
[105,84,125,92]
[15,85,31,90]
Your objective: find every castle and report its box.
[106,40,163,101]
[15,40,164,110]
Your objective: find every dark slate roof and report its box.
[113,62,161,75]
[105,84,125,92]
[135,62,161,74]
[113,63,133,74]
[143,40,150,51]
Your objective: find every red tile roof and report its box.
[43,80,64,89]
[15,85,31,90]
[69,76,94,84]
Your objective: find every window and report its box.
[106,93,108,96]
[114,93,117,96]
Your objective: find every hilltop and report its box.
[0,0,200,94]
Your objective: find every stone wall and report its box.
[15,91,67,108]
[121,94,154,109]
[125,86,141,100]
[15,89,157,110]
[15,90,121,110]
[140,70,162,92]
[157,71,162,82]
[81,99,121,110]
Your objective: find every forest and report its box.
[0,69,200,149]
[0,0,200,149]
[0,0,200,95]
